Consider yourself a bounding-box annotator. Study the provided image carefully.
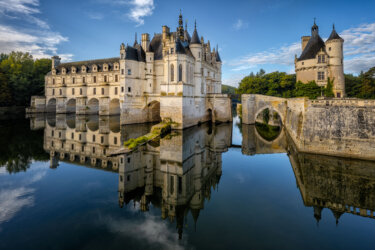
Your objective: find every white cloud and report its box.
[101,213,189,250]
[127,0,154,26]
[233,19,248,31]
[222,73,247,87]
[86,12,104,20]
[0,0,72,60]
[228,22,375,74]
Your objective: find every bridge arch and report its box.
[109,98,121,115]
[254,106,283,126]
[66,98,76,113]
[87,98,99,115]
[46,98,56,113]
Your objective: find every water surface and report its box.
[1,114,375,250]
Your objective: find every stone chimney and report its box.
[51,55,61,69]
[141,33,150,51]
[162,25,170,40]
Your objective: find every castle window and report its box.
[104,75,107,82]
[72,77,75,84]
[121,69,124,75]
[178,64,182,82]
[71,144,75,150]
[53,78,55,84]
[101,88,104,95]
[170,64,174,81]
[51,130,54,136]
[83,77,86,83]
[62,78,65,84]
[59,89,62,95]
[329,47,331,51]
[80,88,82,95]
[115,87,118,95]
[318,55,325,63]
[79,134,81,140]
[81,145,84,152]
[128,87,131,92]
[114,137,117,145]
[71,133,74,139]
[115,75,118,82]
[337,92,341,98]
[171,48,174,54]
[101,136,104,143]
[121,87,124,93]
[93,76,96,83]
[318,71,325,80]
[93,135,96,142]
[72,88,75,95]
[52,89,55,95]
[93,88,96,95]
[127,69,131,75]
[81,66,86,73]
[92,147,95,154]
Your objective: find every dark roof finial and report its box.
[134,32,138,46]
[195,20,197,30]
[333,23,335,30]
[314,17,316,24]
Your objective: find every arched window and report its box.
[170,64,174,81]
[178,64,182,82]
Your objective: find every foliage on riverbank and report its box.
[0,52,51,107]
[255,122,281,142]
[235,68,375,99]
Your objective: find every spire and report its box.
[215,44,222,62]
[311,18,319,36]
[133,32,138,46]
[191,20,201,44]
[327,23,343,41]
[177,10,184,40]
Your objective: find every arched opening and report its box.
[66,99,76,113]
[87,98,99,115]
[170,64,174,82]
[206,108,213,123]
[66,114,76,129]
[87,115,99,132]
[178,64,182,82]
[46,98,56,113]
[255,107,282,142]
[109,99,121,115]
[147,101,161,122]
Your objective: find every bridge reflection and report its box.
[242,123,375,223]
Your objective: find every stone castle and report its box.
[295,21,345,98]
[27,12,232,129]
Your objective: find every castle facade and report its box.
[28,12,232,129]
[295,21,345,98]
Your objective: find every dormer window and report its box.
[171,48,174,54]
[92,65,97,72]
[318,55,325,63]
[52,69,56,75]
[71,67,76,73]
[114,63,119,70]
[62,67,66,74]
[103,64,108,72]
[128,69,131,75]
[81,66,86,73]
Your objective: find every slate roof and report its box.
[298,32,326,61]
[148,34,163,60]
[216,50,222,62]
[52,57,120,74]
[191,28,200,44]
[327,26,343,41]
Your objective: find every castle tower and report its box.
[190,21,203,96]
[326,24,345,98]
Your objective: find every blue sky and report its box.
[1,0,375,86]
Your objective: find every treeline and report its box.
[222,84,240,102]
[0,52,51,106]
[236,68,375,99]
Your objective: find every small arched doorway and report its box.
[147,101,161,122]
[206,108,213,123]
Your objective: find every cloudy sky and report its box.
[0,0,374,86]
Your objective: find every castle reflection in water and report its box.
[29,114,375,238]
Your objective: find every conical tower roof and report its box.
[191,20,201,44]
[327,24,343,41]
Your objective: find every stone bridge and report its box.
[241,94,375,160]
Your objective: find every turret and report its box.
[326,24,345,98]
[120,43,125,60]
[51,55,61,70]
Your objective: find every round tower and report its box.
[326,24,345,98]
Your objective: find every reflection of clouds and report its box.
[0,187,35,224]
[102,213,191,250]
[0,162,49,227]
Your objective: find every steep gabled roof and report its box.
[298,22,326,61]
[148,34,163,60]
[191,22,201,44]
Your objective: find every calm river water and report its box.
[1,114,375,250]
